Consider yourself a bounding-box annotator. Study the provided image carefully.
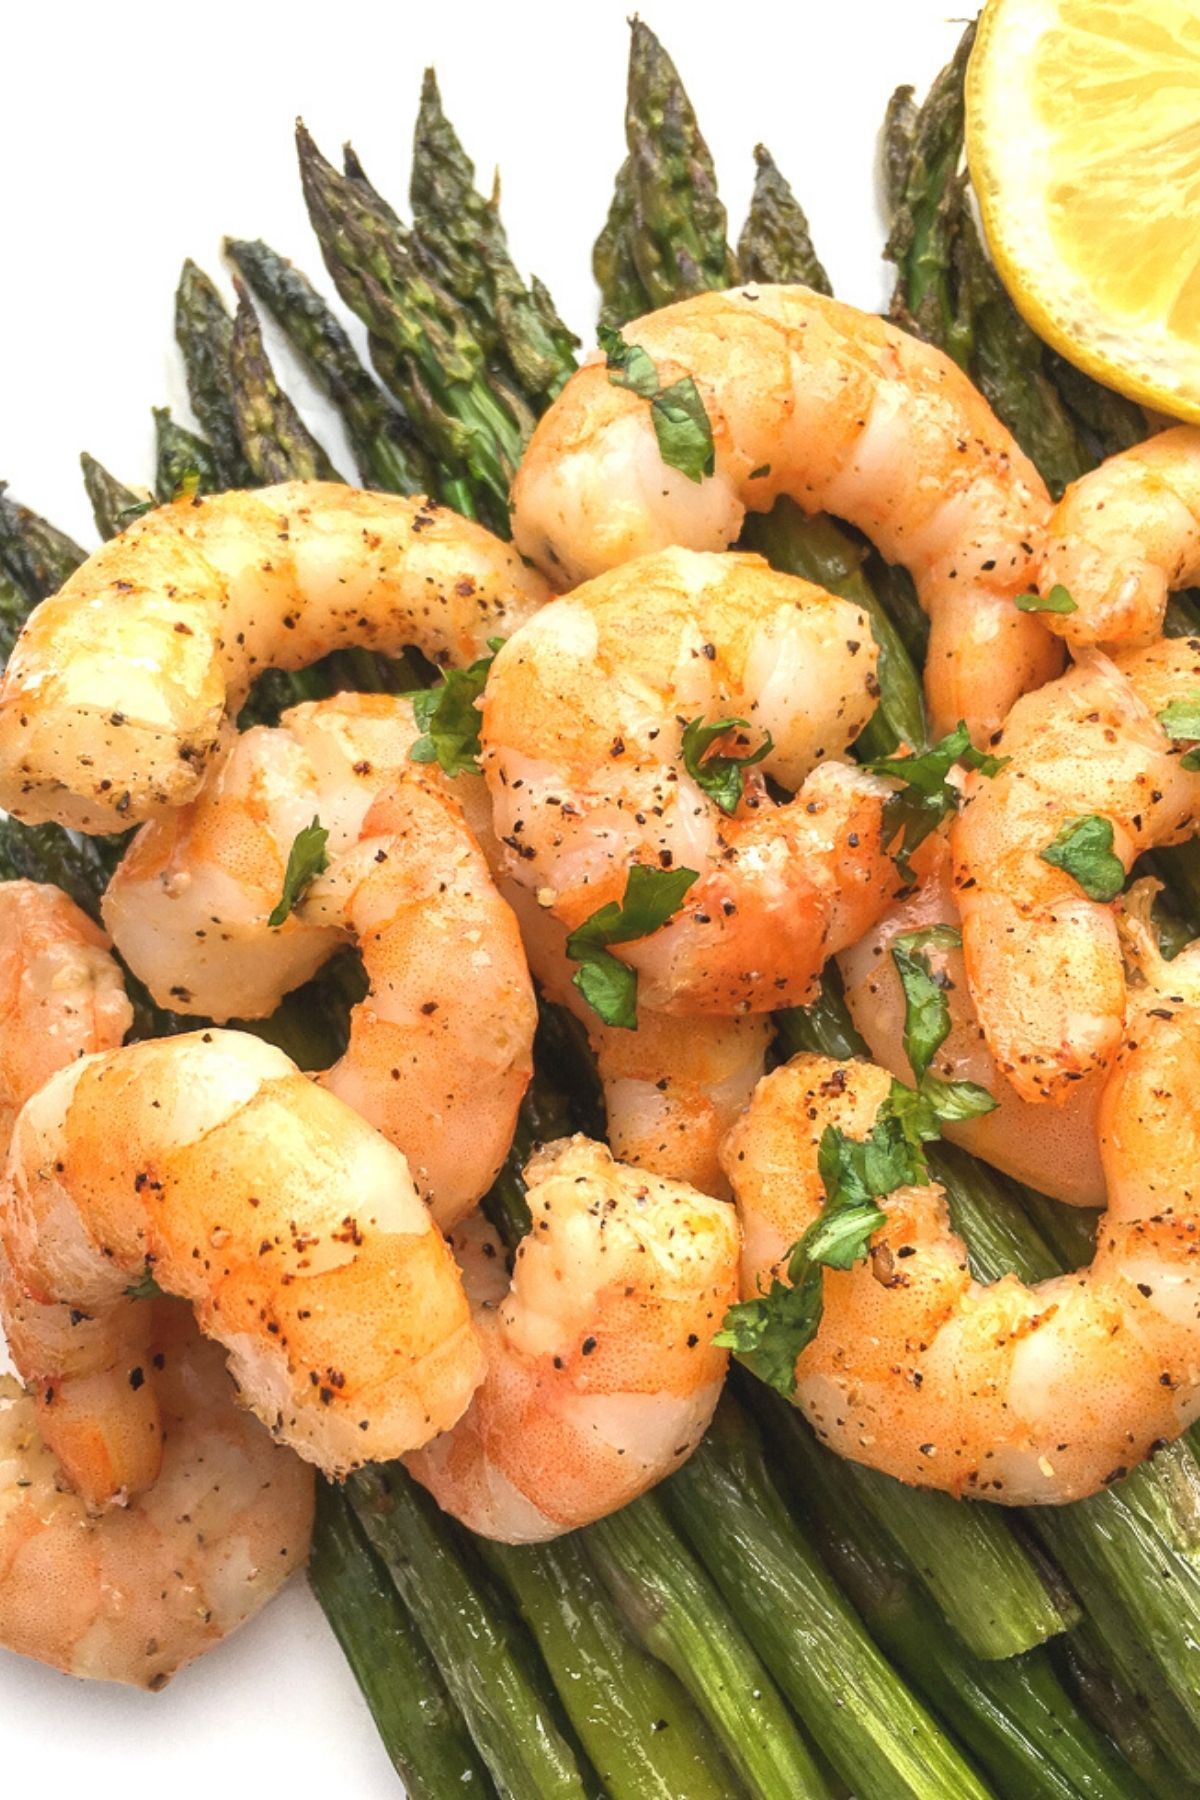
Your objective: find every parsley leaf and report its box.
[1039,814,1125,903]
[919,1074,998,1124]
[598,329,715,484]
[1158,694,1200,771]
[116,468,200,529]
[409,639,503,777]
[124,1266,166,1301]
[598,324,659,396]
[651,378,715,483]
[892,925,961,1083]
[715,1113,899,1395]
[268,816,330,927]
[716,1066,994,1397]
[680,715,773,815]
[1014,584,1078,615]
[566,863,699,1029]
[864,723,1008,881]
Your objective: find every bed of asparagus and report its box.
[4,20,1200,1798]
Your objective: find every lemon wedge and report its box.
[967,0,1200,421]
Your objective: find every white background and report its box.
[2,1,963,1791]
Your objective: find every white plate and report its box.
[1,2,964,1791]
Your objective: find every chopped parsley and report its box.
[1157,694,1200,771]
[1014,584,1078,615]
[1039,814,1125,903]
[599,325,715,483]
[409,639,503,777]
[680,715,773,815]
[864,722,1008,882]
[891,924,961,1083]
[268,816,330,926]
[716,995,995,1397]
[565,863,699,1029]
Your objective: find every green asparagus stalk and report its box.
[0,816,121,922]
[736,146,832,293]
[593,157,650,331]
[477,1532,744,1800]
[0,563,32,668]
[885,23,1090,497]
[227,281,343,485]
[763,1389,1148,1800]
[348,1464,595,1799]
[153,407,220,501]
[295,122,521,527]
[621,20,738,309]
[80,452,145,540]
[224,238,434,495]
[410,71,577,407]
[587,1492,831,1798]
[1043,348,1146,460]
[1054,1625,1200,1799]
[663,1398,993,1799]
[341,140,402,222]
[0,483,85,599]
[741,499,927,754]
[308,1482,494,1798]
[174,260,255,488]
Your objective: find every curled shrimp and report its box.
[952,637,1200,1103]
[511,286,1062,743]
[0,1304,314,1687]
[0,885,313,1688]
[0,482,549,833]
[480,546,900,1015]
[1036,426,1200,646]
[405,1137,739,1541]
[498,868,770,1198]
[838,833,1106,1206]
[103,692,536,1226]
[726,1023,1200,1502]
[2,1027,484,1505]
[0,881,132,1150]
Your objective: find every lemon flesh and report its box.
[967,0,1200,421]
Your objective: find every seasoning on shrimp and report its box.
[838,830,1107,1206]
[952,636,1200,1103]
[1035,425,1200,646]
[2,1028,484,1504]
[480,546,902,1016]
[724,983,1200,1503]
[511,285,1062,744]
[405,1137,740,1541]
[0,481,549,833]
[103,692,537,1225]
[0,882,313,1688]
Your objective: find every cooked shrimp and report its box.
[104,693,536,1226]
[405,1136,739,1541]
[725,1026,1200,1502]
[480,546,901,1015]
[1,1028,483,1505]
[0,1303,314,1687]
[511,286,1062,743]
[1036,426,1200,647]
[838,833,1106,1206]
[0,482,549,833]
[952,637,1200,1103]
[0,882,132,1151]
[0,887,313,1688]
